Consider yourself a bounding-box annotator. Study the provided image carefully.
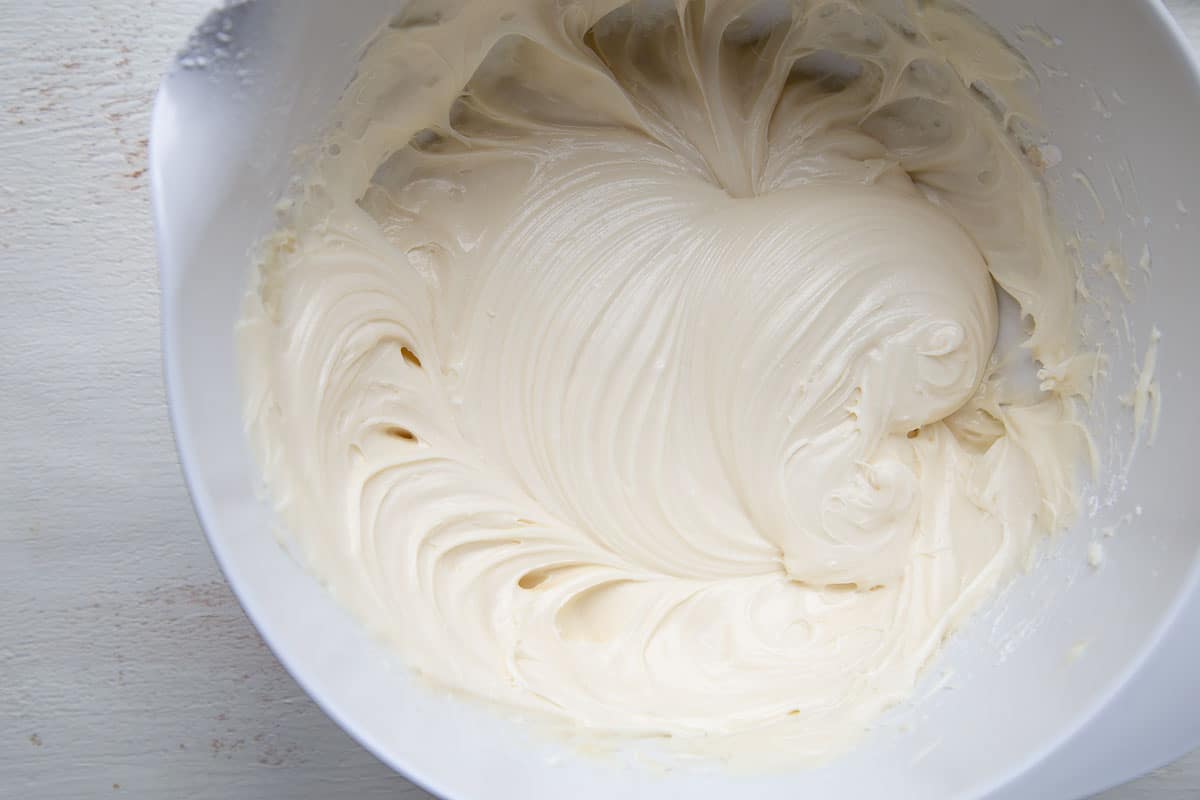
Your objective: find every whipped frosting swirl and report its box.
[240,0,1089,762]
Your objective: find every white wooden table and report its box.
[1,1,1197,797]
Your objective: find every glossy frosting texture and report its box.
[240,0,1090,762]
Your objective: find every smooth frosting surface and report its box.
[240,0,1090,763]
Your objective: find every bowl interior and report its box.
[153,1,1200,797]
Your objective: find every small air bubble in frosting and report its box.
[384,426,418,442]
[401,346,423,368]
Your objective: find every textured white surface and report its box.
[0,1,1196,798]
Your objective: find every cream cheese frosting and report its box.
[239,0,1091,763]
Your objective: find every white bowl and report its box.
[152,2,1200,797]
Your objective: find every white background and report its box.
[1,1,1197,797]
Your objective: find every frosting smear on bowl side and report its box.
[239,0,1092,763]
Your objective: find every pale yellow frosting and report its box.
[240,0,1091,763]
